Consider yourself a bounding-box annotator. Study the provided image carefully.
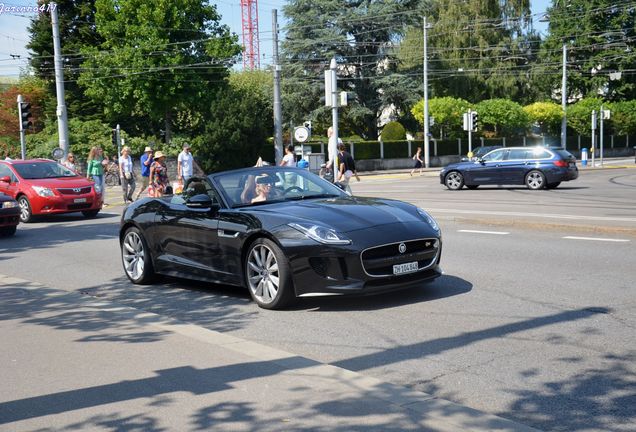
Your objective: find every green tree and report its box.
[523,102,563,135]
[566,97,603,136]
[412,96,472,138]
[26,118,115,159]
[475,99,528,136]
[195,83,272,173]
[77,0,241,143]
[281,0,422,139]
[27,0,105,120]
[539,0,636,101]
[609,100,636,135]
[398,0,539,103]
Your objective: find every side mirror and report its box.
[0,176,10,183]
[186,193,214,209]
[478,158,485,164]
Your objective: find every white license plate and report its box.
[393,261,419,275]
[74,198,87,203]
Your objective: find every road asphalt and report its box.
[0,274,539,431]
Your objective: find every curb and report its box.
[0,273,541,432]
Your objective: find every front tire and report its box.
[444,171,464,190]
[245,238,295,309]
[121,227,155,284]
[525,170,546,190]
[18,196,32,223]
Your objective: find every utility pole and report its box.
[116,124,121,156]
[50,2,69,157]
[328,57,339,173]
[17,95,27,159]
[272,9,283,165]
[591,109,597,167]
[561,44,567,149]
[600,105,605,167]
[422,17,431,168]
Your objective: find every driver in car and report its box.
[251,174,276,203]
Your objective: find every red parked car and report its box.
[0,159,103,223]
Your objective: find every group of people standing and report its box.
[62,143,194,205]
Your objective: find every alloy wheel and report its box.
[526,171,545,190]
[445,172,464,190]
[247,244,280,305]
[122,231,145,280]
[18,197,31,223]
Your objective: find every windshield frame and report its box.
[210,167,347,209]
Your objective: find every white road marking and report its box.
[562,236,630,243]
[458,230,510,235]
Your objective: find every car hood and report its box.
[21,176,94,188]
[246,196,429,233]
[442,161,478,171]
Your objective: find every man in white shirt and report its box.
[177,144,194,184]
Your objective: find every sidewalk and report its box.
[0,274,539,432]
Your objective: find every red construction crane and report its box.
[240,0,260,70]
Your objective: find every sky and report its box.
[0,0,551,79]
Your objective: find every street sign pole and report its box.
[600,105,604,168]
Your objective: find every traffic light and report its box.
[471,111,479,131]
[111,129,117,146]
[20,102,32,130]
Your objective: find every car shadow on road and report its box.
[0,219,119,257]
[291,275,472,312]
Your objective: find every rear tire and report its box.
[18,196,32,223]
[121,227,155,284]
[525,170,546,190]
[245,238,295,309]
[546,182,561,189]
[444,171,464,190]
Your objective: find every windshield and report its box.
[13,161,79,179]
[213,167,346,208]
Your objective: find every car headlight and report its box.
[289,222,351,245]
[417,208,440,232]
[2,201,17,208]
[32,186,55,197]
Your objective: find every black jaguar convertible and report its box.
[119,166,442,309]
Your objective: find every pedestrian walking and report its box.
[280,144,296,167]
[149,151,169,197]
[119,146,136,204]
[337,143,359,193]
[177,144,194,185]
[410,146,423,176]
[86,146,105,195]
[135,146,153,200]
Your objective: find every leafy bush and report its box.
[523,102,563,135]
[381,121,406,141]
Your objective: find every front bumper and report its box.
[280,222,443,297]
[30,192,103,215]
[0,207,20,227]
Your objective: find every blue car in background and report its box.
[440,146,579,190]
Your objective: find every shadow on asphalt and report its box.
[291,275,472,312]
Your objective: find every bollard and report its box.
[581,148,588,166]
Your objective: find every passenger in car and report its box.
[241,175,257,204]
